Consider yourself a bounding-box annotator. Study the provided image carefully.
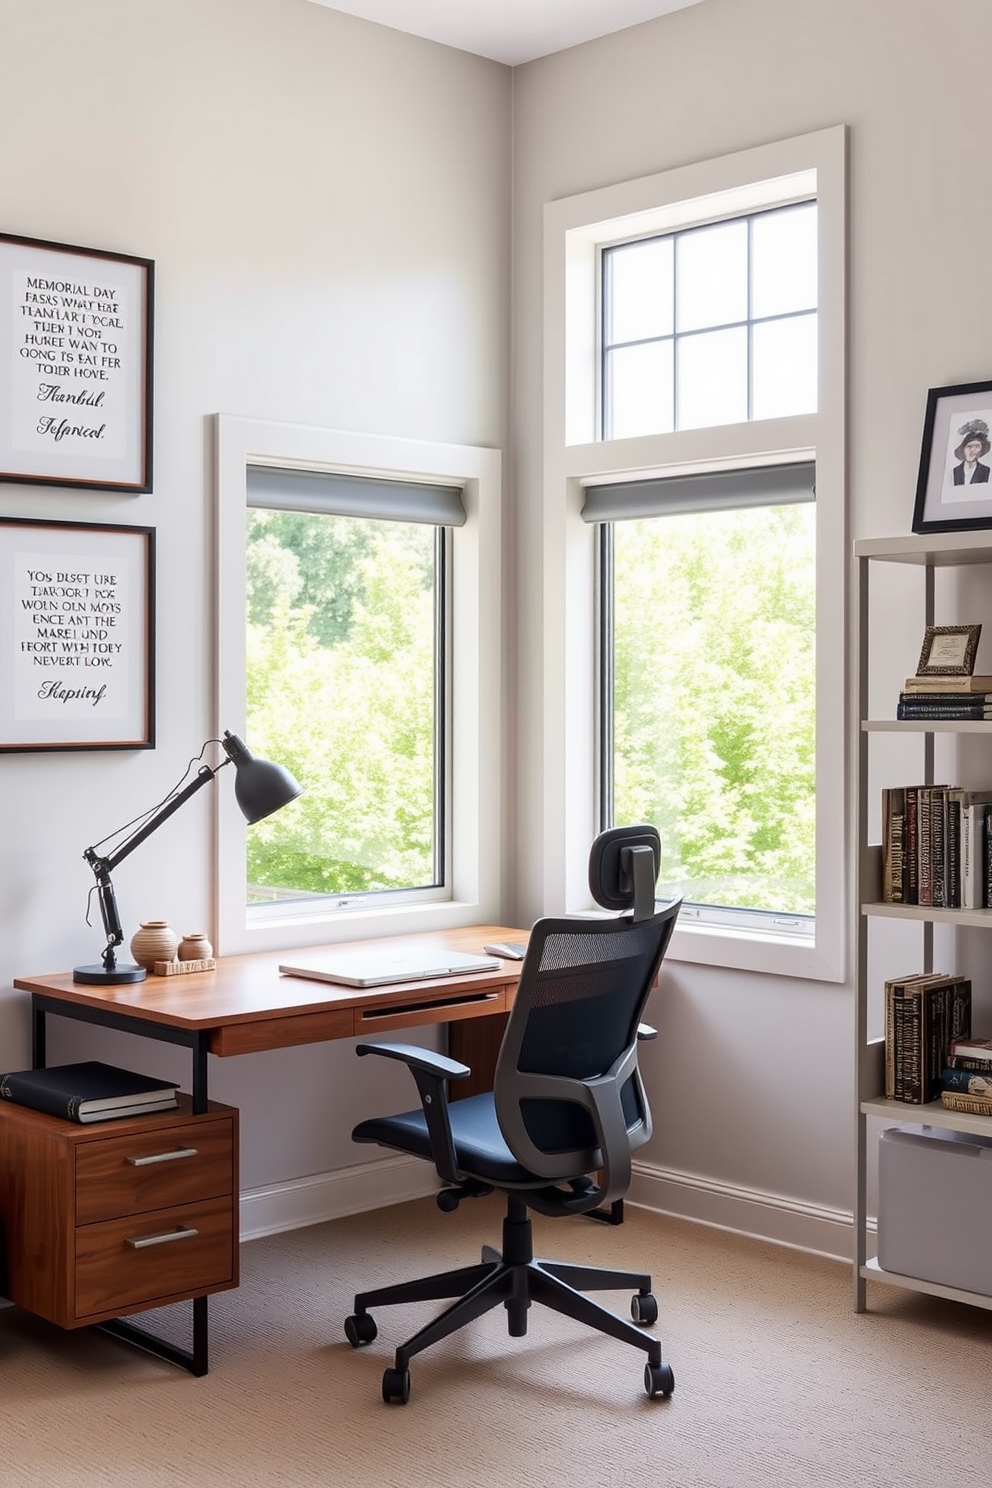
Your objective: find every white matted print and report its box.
[0,518,155,751]
[913,380,992,533]
[0,234,153,492]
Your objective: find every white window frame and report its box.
[215,414,502,955]
[542,127,847,981]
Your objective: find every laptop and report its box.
[278,947,503,988]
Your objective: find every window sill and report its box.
[667,918,844,983]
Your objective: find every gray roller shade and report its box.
[247,464,466,526]
[581,461,815,522]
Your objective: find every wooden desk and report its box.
[14,924,528,1112]
[7,924,527,1374]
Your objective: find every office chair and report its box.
[344,825,682,1404]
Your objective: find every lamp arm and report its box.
[82,764,225,970]
[85,761,226,880]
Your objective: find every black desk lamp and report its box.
[74,730,303,986]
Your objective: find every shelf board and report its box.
[861,900,992,926]
[861,1094,992,1138]
[861,1258,992,1310]
[863,719,992,733]
[855,532,992,566]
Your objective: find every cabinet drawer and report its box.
[75,1118,233,1225]
[74,1196,235,1320]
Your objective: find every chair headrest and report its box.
[588,825,661,922]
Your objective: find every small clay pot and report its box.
[178,932,213,962]
[130,920,179,971]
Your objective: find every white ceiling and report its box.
[306,0,708,66]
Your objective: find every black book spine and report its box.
[0,1074,83,1123]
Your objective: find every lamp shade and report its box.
[223,731,303,824]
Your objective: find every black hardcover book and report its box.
[0,1062,180,1124]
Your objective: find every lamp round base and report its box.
[73,962,147,985]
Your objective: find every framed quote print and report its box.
[0,517,155,751]
[0,233,154,493]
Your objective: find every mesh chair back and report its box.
[493,900,680,1185]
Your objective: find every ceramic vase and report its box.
[130,920,179,970]
[178,932,213,962]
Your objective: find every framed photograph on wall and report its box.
[0,234,154,493]
[912,379,992,533]
[0,517,155,751]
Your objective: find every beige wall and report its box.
[4,0,991,1250]
[0,0,511,1194]
[510,0,992,1247]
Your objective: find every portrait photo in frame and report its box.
[0,233,154,493]
[912,380,992,533]
[0,517,155,751]
[916,623,982,677]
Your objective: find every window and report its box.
[595,466,816,938]
[543,127,846,981]
[601,202,818,438]
[215,417,502,954]
[244,465,460,911]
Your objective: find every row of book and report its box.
[884,971,971,1103]
[939,1035,992,1116]
[897,672,992,721]
[0,1061,180,1124]
[881,784,992,907]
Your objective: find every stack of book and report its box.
[881,784,992,908]
[897,673,992,721]
[884,971,972,1103]
[941,1037,992,1116]
[0,1061,180,1124]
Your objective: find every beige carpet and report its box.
[3,1195,991,1487]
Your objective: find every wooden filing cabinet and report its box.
[0,1095,238,1329]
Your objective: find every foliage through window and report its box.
[245,508,442,905]
[604,501,816,920]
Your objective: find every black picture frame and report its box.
[0,233,154,493]
[912,379,992,533]
[0,516,155,751]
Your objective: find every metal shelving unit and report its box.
[854,531,992,1313]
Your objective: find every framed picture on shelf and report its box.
[916,623,982,676]
[0,517,155,752]
[0,233,154,493]
[912,380,992,533]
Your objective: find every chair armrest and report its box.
[636,1022,657,1041]
[356,1042,470,1081]
[356,1041,469,1184]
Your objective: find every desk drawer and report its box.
[354,985,509,1036]
[74,1196,236,1320]
[75,1117,234,1225]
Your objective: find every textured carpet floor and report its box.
[4,1196,991,1487]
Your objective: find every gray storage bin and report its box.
[878,1125,992,1294]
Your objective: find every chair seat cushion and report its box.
[353,1093,546,1186]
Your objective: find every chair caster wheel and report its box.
[644,1361,675,1399]
[382,1366,411,1404]
[631,1291,658,1326]
[344,1312,377,1347]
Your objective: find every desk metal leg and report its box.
[31,1000,46,1070]
[99,1294,209,1376]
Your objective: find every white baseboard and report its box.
[239,1155,438,1242]
[238,1154,861,1263]
[627,1159,856,1263]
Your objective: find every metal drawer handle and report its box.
[126,1146,199,1167]
[126,1224,199,1250]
